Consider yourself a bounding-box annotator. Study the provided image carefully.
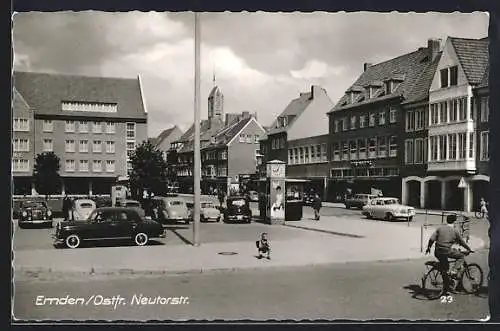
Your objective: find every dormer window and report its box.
[385,81,393,95]
[211,137,216,144]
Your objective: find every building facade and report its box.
[152,125,184,161]
[13,71,148,195]
[328,40,442,201]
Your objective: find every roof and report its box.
[205,116,254,148]
[13,71,147,119]
[331,47,434,112]
[208,85,222,98]
[177,118,224,153]
[477,64,489,89]
[403,51,442,104]
[153,126,181,147]
[449,37,489,85]
[266,92,313,135]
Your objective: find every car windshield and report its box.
[384,199,398,205]
[169,200,184,206]
[79,202,94,208]
[125,202,141,207]
[23,202,45,208]
[201,202,214,208]
[230,199,246,207]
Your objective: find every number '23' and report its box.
[440,295,453,303]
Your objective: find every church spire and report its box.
[212,64,216,86]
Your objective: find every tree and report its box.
[166,149,179,184]
[33,152,61,198]
[129,140,169,198]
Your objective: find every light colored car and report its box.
[151,196,190,224]
[362,197,415,221]
[73,199,96,221]
[345,194,378,209]
[187,200,222,222]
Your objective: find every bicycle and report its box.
[422,250,483,300]
[474,209,488,219]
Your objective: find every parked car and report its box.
[344,194,379,209]
[117,199,146,217]
[186,200,222,222]
[52,207,165,249]
[18,200,53,228]
[246,191,259,202]
[223,196,252,223]
[73,199,97,221]
[362,197,415,221]
[151,196,190,224]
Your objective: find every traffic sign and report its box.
[458,177,467,189]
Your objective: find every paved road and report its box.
[13,249,489,321]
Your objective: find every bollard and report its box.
[420,225,424,253]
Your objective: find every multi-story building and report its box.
[260,85,333,195]
[327,40,442,201]
[13,71,148,195]
[416,37,489,212]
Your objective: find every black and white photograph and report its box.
[11,10,492,321]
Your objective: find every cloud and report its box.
[12,11,489,137]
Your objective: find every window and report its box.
[368,138,377,158]
[480,131,489,161]
[430,104,439,125]
[350,116,356,130]
[65,159,76,172]
[293,148,298,164]
[358,139,367,159]
[106,160,115,173]
[450,99,458,122]
[438,135,446,160]
[389,136,397,157]
[439,101,448,124]
[334,120,339,133]
[79,121,89,133]
[65,139,75,153]
[92,122,102,134]
[379,111,386,125]
[448,134,457,160]
[126,123,136,140]
[12,159,29,172]
[221,151,227,160]
[288,149,293,164]
[430,136,438,161]
[440,68,449,88]
[385,168,399,177]
[342,118,348,131]
[79,160,89,172]
[406,111,415,131]
[333,142,340,161]
[342,141,349,160]
[458,132,467,159]
[43,120,53,132]
[13,118,30,131]
[299,147,304,164]
[424,138,428,163]
[469,132,474,159]
[405,140,414,164]
[415,109,425,130]
[343,169,354,177]
[369,113,375,127]
[377,137,387,158]
[254,135,259,143]
[279,137,285,149]
[389,107,397,123]
[331,169,343,178]
[316,144,322,162]
[414,139,424,164]
[104,122,115,134]
[79,140,89,153]
[106,141,115,153]
[450,66,458,86]
[356,168,369,177]
[65,120,75,133]
[350,140,358,160]
[359,115,366,128]
[480,97,489,122]
[369,168,383,177]
[93,140,102,153]
[458,97,467,120]
[245,134,252,144]
[93,160,102,172]
[13,138,29,152]
[126,141,135,158]
[304,146,310,163]
[43,139,53,152]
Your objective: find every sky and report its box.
[12,11,489,137]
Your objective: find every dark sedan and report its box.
[52,207,165,249]
[18,201,53,228]
[223,196,252,223]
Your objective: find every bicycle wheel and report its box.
[474,211,483,219]
[461,263,484,294]
[422,267,444,300]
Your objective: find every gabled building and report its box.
[13,71,148,195]
[260,85,334,195]
[327,41,441,201]
[152,125,183,161]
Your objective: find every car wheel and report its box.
[18,222,26,229]
[134,232,149,246]
[65,234,81,249]
[345,204,350,209]
[408,216,414,222]
[385,213,393,221]
[367,213,373,219]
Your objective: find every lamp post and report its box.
[193,12,201,246]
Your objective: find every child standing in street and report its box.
[256,232,271,260]
[313,194,322,221]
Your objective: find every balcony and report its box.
[427,159,476,172]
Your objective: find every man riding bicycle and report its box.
[425,214,474,294]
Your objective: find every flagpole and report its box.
[193,12,201,246]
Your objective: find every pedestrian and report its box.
[62,194,71,221]
[218,189,225,209]
[256,232,271,260]
[480,197,488,218]
[313,193,322,221]
[69,196,76,221]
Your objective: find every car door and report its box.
[368,199,381,218]
[84,210,115,239]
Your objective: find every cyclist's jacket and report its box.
[430,224,467,255]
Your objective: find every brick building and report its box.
[12,71,148,195]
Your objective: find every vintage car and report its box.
[18,200,53,228]
[223,196,252,223]
[116,199,146,217]
[151,196,190,224]
[345,194,379,209]
[52,207,165,249]
[73,199,97,221]
[361,197,415,222]
[187,200,222,222]
[246,191,259,202]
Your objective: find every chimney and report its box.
[242,111,250,118]
[310,85,324,99]
[364,63,372,72]
[427,39,441,61]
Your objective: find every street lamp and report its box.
[193,12,201,246]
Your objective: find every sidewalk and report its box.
[14,215,485,277]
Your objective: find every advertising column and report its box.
[267,160,286,225]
